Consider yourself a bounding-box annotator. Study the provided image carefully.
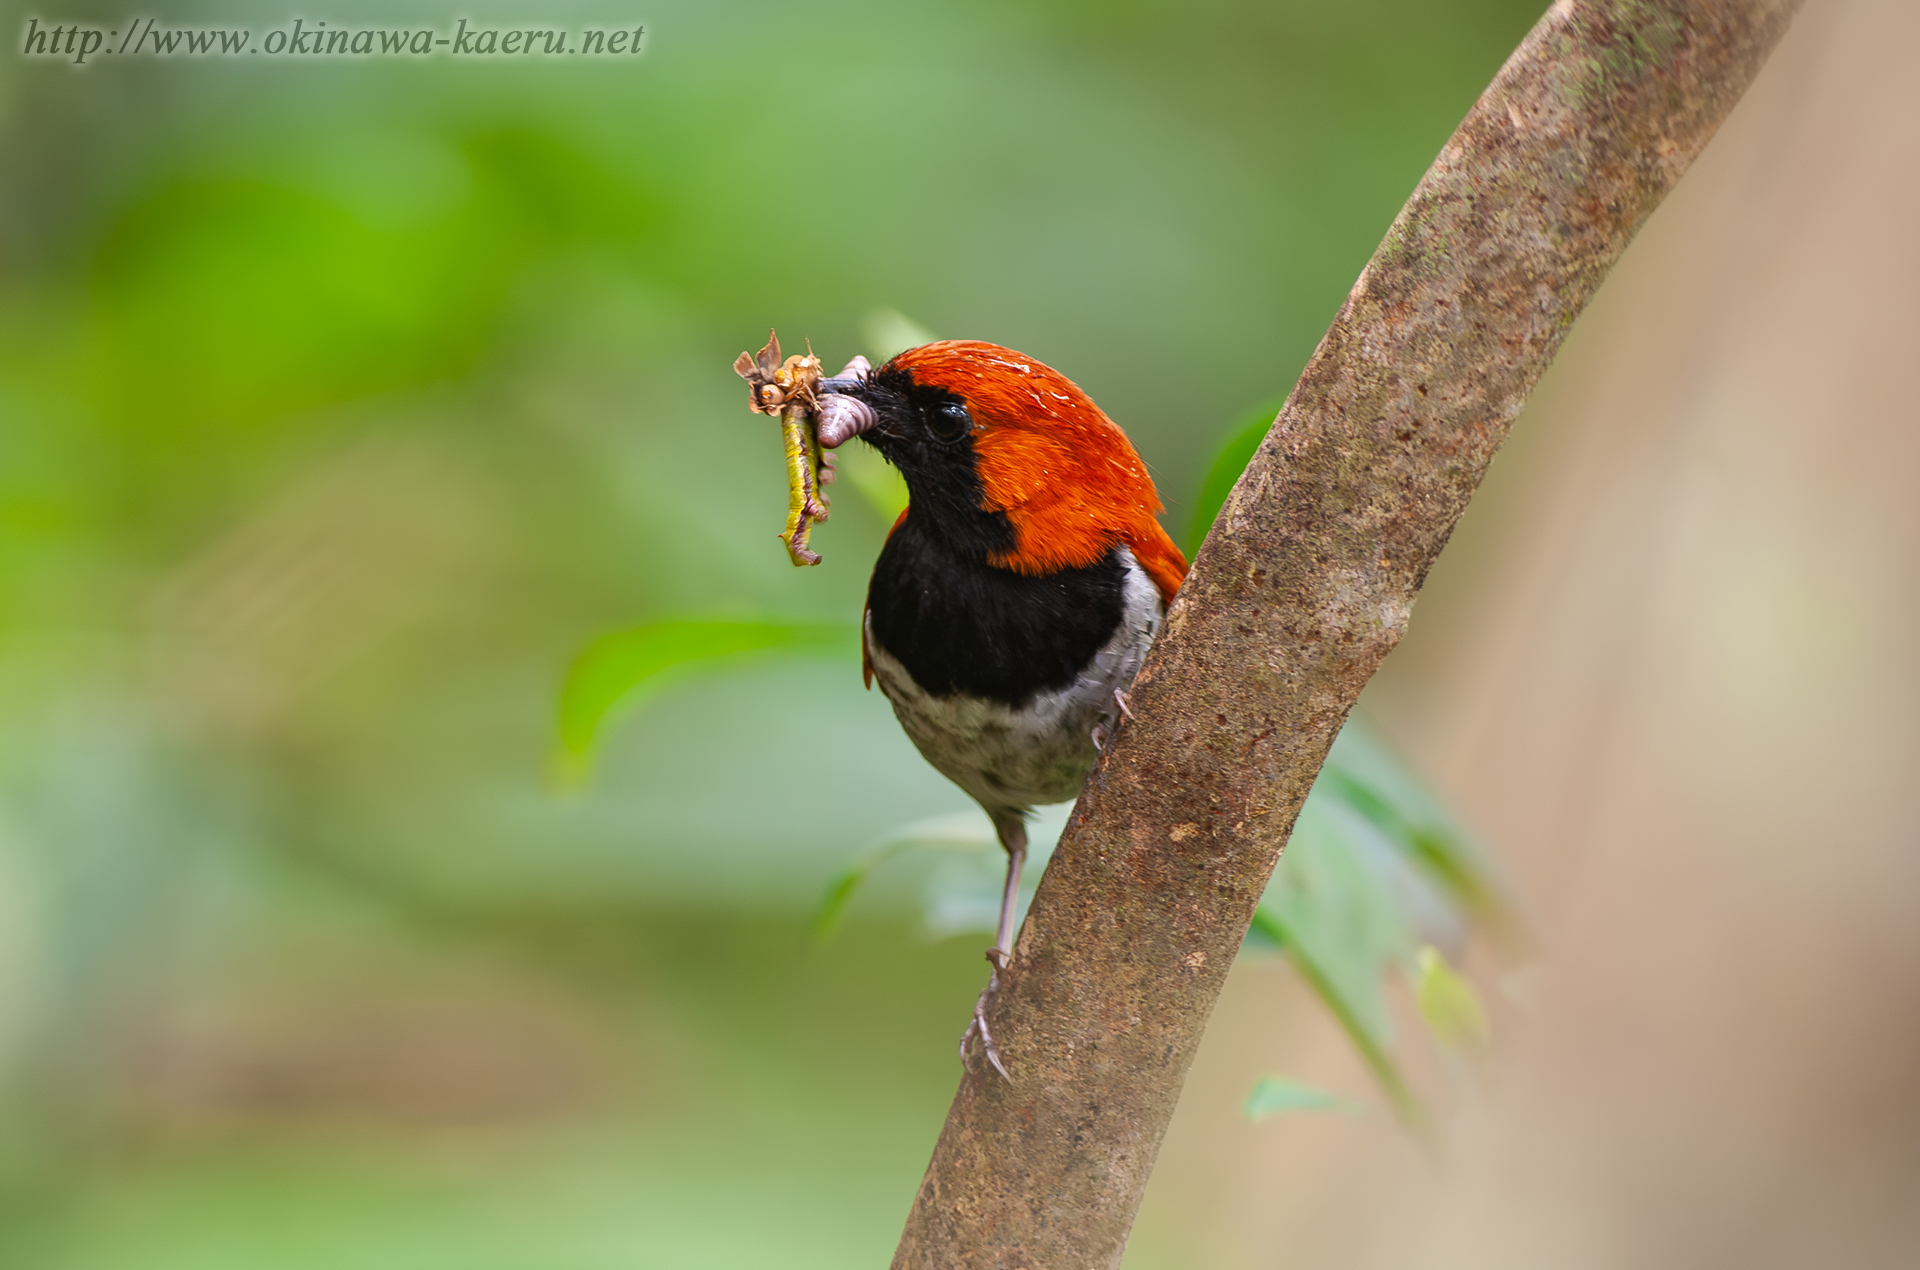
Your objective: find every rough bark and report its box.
[889,1,1802,1267]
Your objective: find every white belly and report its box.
[864,547,1165,815]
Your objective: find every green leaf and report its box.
[1188,395,1286,554]
[812,812,1000,941]
[1259,823,1425,1128]
[1262,909,1426,1132]
[1319,724,1509,923]
[1243,905,1287,952]
[813,836,939,941]
[1243,1074,1362,1120]
[1413,945,1489,1049]
[553,618,855,787]
[821,806,1079,942]
[1264,794,1408,1047]
[1249,717,1511,1133]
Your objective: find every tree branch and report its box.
[889,2,1802,1266]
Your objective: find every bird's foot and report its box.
[1092,691,1132,751]
[960,950,1013,1082]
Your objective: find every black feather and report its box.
[867,518,1126,708]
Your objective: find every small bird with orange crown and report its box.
[812,341,1187,1078]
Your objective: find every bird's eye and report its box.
[928,401,972,442]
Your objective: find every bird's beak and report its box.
[817,354,870,395]
[816,355,878,448]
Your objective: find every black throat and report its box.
[866,514,1128,709]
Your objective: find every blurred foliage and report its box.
[0,0,1544,1263]
[1414,945,1490,1051]
[555,617,855,785]
[1247,725,1501,1128]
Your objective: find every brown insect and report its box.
[734,330,833,566]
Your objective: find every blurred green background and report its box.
[0,1,1545,1265]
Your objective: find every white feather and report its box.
[864,547,1163,816]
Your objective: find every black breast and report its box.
[866,514,1127,708]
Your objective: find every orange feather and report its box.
[889,341,1188,605]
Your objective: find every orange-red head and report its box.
[816,340,1187,604]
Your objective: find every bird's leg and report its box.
[961,810,1027,1082]
[989,816,1027,974]
[1113,688,1134,720]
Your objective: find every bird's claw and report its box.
[1092,691,1133,752]
[960,953,1013,1082]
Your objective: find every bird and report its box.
[812,340,1187,1078]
